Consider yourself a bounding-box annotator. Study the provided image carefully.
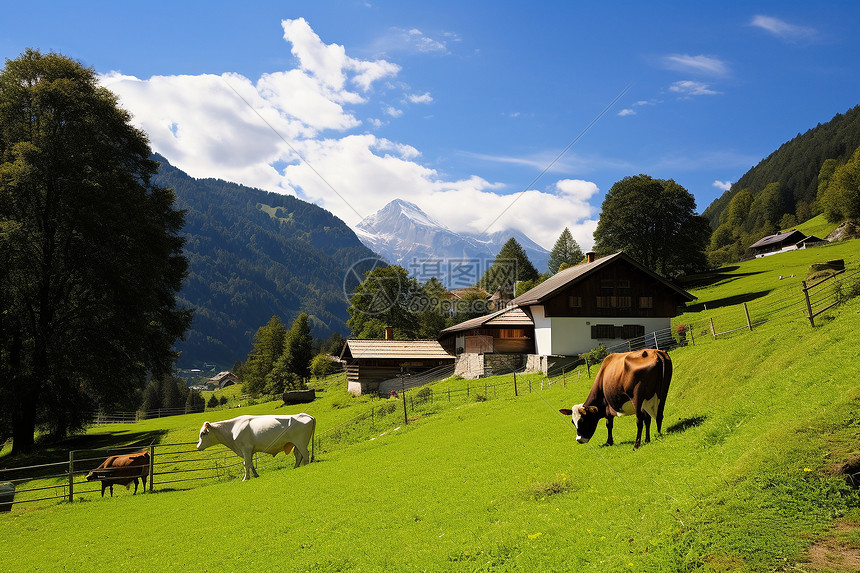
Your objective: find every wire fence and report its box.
[89,406,206,425]
[5,265,858,513]
[0,440,279,512]
[675,263,860,344]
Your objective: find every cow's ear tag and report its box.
[559,409,573,416]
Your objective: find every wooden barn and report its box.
[340,338,455,396]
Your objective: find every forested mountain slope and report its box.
[703,104,860,229]
[151,155,376,369]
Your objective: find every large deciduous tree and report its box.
[818,146,860,222]
[0,50,191,453]
[593,174,711,277]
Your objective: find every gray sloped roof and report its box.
[511,251,696,305]
[341,339,454,360]
[438,306,533,335]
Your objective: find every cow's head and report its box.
[196,422,216,451]
[559,404,601,444]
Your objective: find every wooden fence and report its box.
[0,441,252,511]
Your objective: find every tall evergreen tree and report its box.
[285,312,314,382]
[547,228,584,274]
[480,237,539,297]
[0,50,191,452]
[241,315,287,397]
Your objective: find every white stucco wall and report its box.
[530,306,671,356]
[531,306,553,356]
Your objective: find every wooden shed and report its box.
[340,339,455,396]
[438,306,535,356]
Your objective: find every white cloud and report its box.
[618,108,636,117]
[713,180,732,191]
[421,181,599,250]
[281,18,400,93]
[750,15,817,41]
[408,92,434,104]
[383,105,403,118]
[555,179,600,201]
[669,80,720,96]
[99,18,598,254]
[661,54,729,76]
[372,27,455,56]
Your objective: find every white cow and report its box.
[196,414,316,481]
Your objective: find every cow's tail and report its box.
[656,351,672,434]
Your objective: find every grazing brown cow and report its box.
[560,349,672,450]
[86,452,151,497]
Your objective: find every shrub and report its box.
[581,344,608,365]
[206,395,219,409]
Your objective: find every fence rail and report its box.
[89,406,205,425]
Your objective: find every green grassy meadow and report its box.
[2,241,860,571]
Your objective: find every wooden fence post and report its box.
[513,370,518,397]
[743,302,752,330]
[68,451,75,503]
[401,374,408,425]
[710,317,716,339]
[148,445,155,492]
[802,280,815,327]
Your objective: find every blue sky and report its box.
[3,1,859,250]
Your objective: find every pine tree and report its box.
[241,315,287,397]
[547,228,584,274]
[480,238,539,296]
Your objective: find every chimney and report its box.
[586,251,595,263]
[384,326,394,340]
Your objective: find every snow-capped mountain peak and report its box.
[354,199,549,287]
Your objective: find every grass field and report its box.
[2,241,859,572]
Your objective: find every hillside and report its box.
[2,241,859,571]
[703,104,860,231]
[151,156,377,369]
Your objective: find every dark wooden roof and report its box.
[748,229,806,250]
[510,251,696,306]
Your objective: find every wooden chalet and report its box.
[510,251,696,356]
[340,338,454,396]
[438,251,695,376]
[748,229,807,257]
[209,371,238,389]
